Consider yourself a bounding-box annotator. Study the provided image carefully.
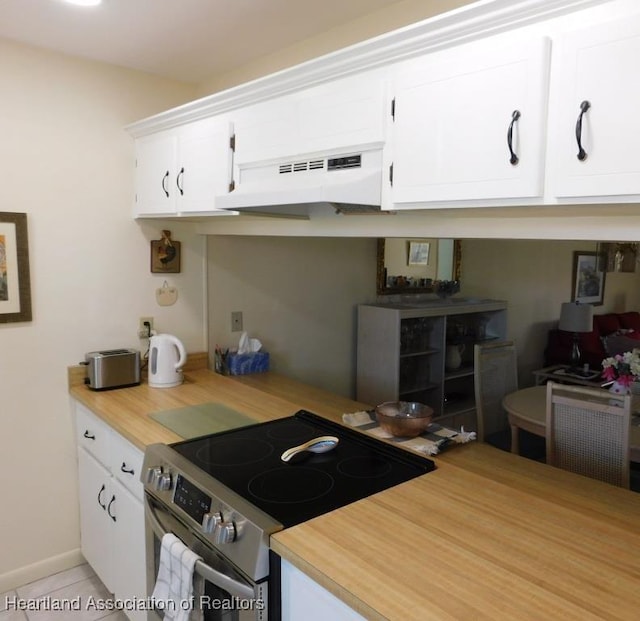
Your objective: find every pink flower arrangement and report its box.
[601,351,640,387]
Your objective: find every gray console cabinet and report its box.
[356,299,507,430]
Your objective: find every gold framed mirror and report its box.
[376,238,461,295]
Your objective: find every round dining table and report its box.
[502,385,640,463]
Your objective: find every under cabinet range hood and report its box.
[215,146,384,217]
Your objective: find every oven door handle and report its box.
[144,495,256,601]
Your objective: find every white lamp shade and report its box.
[559,302,593,333]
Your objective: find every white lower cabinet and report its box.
[111,478,147,621]
[280,559,365,621]
[75,402,147,621]
[78,448,114,591]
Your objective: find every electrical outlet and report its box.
[138,316,154,339]
[231,311,243,332]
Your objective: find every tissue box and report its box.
[227,352,270,375]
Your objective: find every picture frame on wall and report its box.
[407,241,430,266]
[0,212,32,323]
[151,230,181,274]
[572,251,606,306]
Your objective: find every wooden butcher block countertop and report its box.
[68,360,367,449]
[69,364,640,620]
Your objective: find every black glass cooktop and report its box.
[171,410,435,528]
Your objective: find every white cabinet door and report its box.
[390,36,550,206]
[111,480,147,621]
[280,559,365,621]
[134,118,233,216]
[78,448,114,593]
[176,118,234,214]
[294,70,387,156]
[135,131,178,216]
[233,96,296,166]
[233,69,386,167]
[548,15,640,198]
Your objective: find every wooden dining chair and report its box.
[474,341,518,446]
[546,382,631,488]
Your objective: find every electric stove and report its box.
[142,409,436,584]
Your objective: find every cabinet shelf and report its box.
[399,382,439,397]
[445,366,474,381]
[357,300,507,432]
[400,348,439,358]
[442,398,476,417]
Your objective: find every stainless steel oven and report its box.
[144,493,269,621]
[142,410,435,621]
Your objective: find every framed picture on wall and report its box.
[151,230,181,273]
[0,212,32,323]
[572,251,606,306]
[407,241,430,266]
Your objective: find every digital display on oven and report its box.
[173,474,212,525]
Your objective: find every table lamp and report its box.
[559,301,594,371]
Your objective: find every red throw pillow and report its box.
[594,313,622,336]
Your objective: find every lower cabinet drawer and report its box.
[75,402,111,467]
[110,432,144,498]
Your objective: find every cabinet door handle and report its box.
[120,462,135,476]
[107,495,116,522]
[97,484,106,510]
[507,110,521,165]
[83,430,95,440]
[161,170,170,197]
[176,167,184,195]
[575,100,591,161]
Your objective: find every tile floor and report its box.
[0,564,126,621]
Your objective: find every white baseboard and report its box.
[0,549,85,592]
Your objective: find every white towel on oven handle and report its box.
[152,532,203,621]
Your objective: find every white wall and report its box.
[0,39,201,589]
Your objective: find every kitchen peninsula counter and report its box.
[69,367,640,620]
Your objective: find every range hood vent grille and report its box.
[279,159,326,174]
[216,149,381,216]
[276,154,363,176]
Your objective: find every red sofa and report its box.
[545,311,640,370]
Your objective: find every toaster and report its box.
[84,349,141,390]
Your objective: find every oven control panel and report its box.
[146,465,238,544]
[173,474,237,543]
[142,443,281,582]
[174,474,212,525]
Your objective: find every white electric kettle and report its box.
[148,334,187,388]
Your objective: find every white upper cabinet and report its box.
[135,131,177,216]
[547,14,640,199]
[388,34,551,208]
[232,68,387,167]
[134,116,234,216]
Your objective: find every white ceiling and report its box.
[0,0,406,83]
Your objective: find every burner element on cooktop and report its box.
[248,467,335,504]
[337,455,392,479]
[195,437,273,466]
